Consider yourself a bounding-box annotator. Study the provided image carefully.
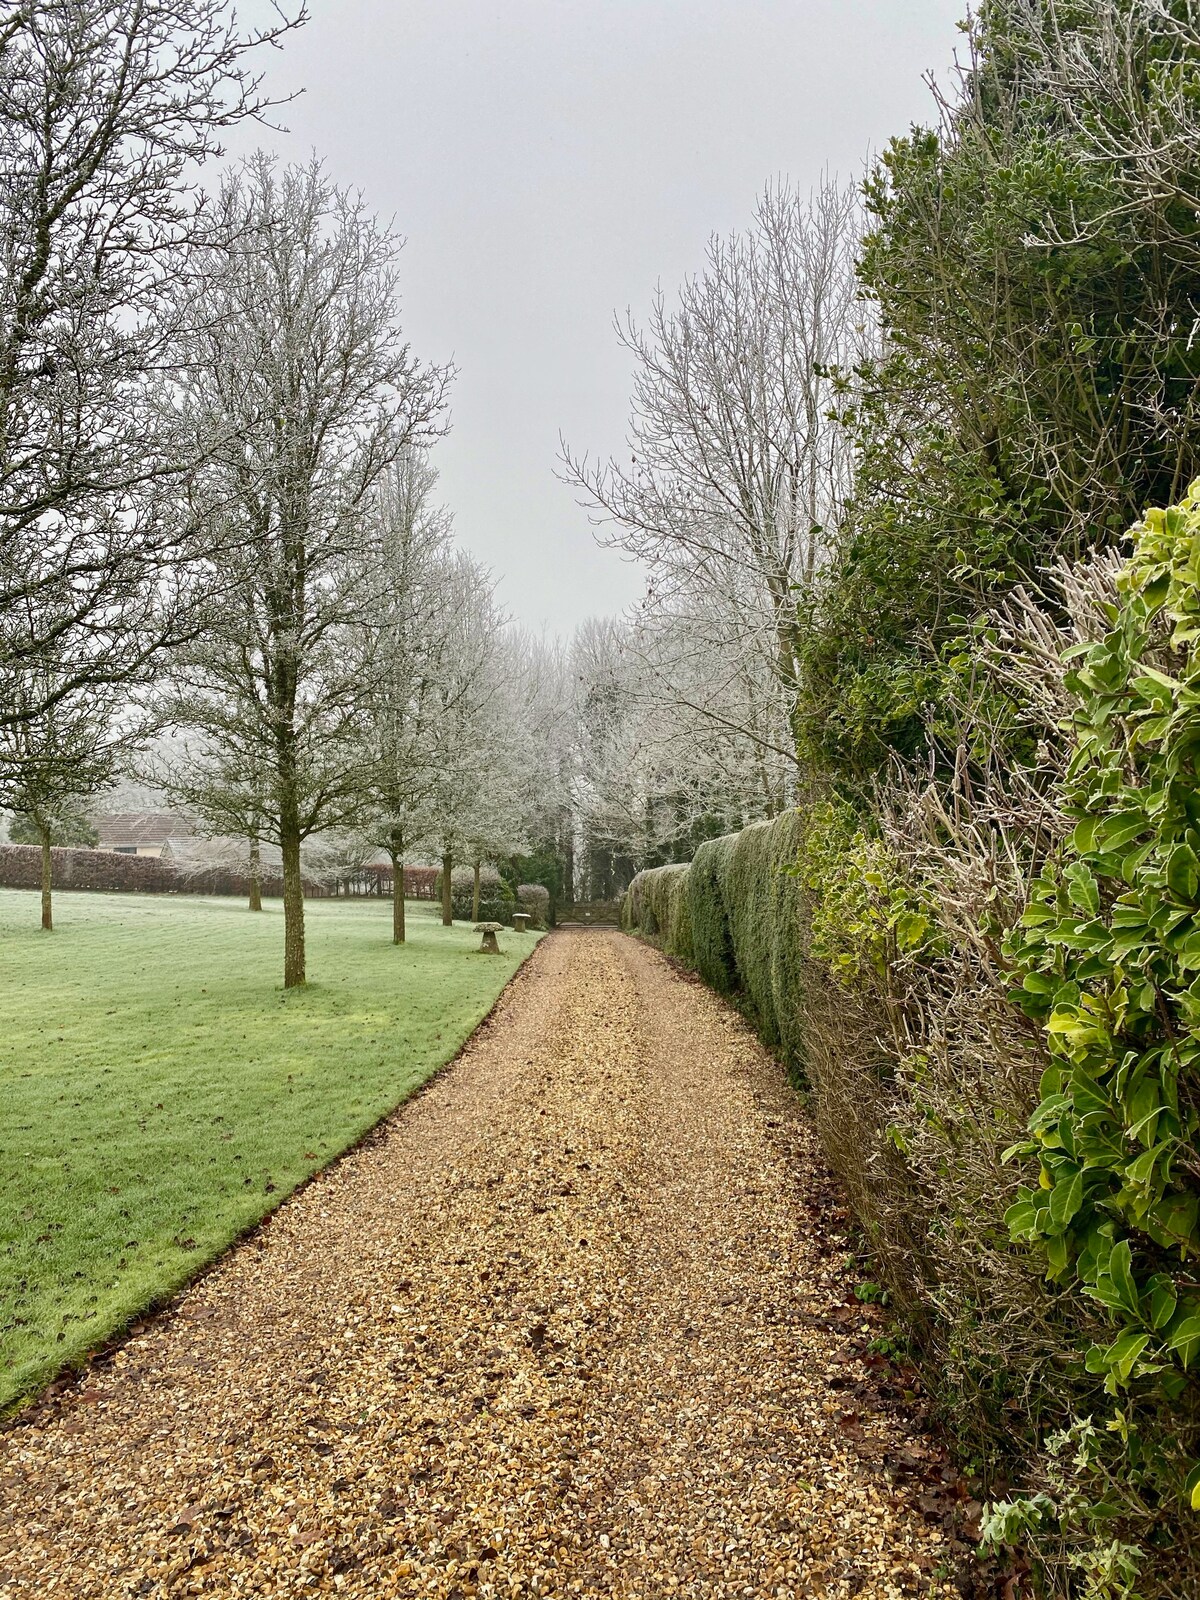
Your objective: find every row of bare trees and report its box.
[0,2,877,955]
[0,0,304,936]
[153,155,449,985]
[0,2,543,985]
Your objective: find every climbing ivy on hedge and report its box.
[1005,482,1200,1506]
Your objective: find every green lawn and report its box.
[0,889,538,1411]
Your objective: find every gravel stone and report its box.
[0,931,956,1598]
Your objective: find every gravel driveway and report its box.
[0,931,957,1599]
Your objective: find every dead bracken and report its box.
[0,932,957,1599]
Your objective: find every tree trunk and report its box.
[441,851,453,926]
[248,834,263,912]
[390,848,405,944]
[280,801,306,988]
[38,821,52,931]
[274,697,306,985]
[564,837,575,906]
[472,860,481,923]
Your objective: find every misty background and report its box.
[230,0,966,630]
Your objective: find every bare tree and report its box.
[357,447,458,943]
[0,0,305,729]
[151,720,274,911]
[0,671,131,930]
[623,584,800,812]
[567,616,763,878]
[563,177,866,756]
[168,155,449,986]
[500,629,578,911]
[456,635,543,920]
[416,558,506,926]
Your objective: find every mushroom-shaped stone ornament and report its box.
[474,921,504,954]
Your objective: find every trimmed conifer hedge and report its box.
[624,811,807,1077]
[624,860,692,958]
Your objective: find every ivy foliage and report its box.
[797,799,938,984]
[1006,482,1200,1502]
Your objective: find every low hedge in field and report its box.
[0,843,176,893]
[402,865,439,900]
[0,843,314,899]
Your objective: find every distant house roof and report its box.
[93,811,194,852]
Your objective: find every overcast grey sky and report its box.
[235,1,966,631]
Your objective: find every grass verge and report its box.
[0,890,538,1411]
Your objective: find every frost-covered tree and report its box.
[502,631,577,909]
[564,612,787,890]
[357,447,457,942]
[421,559,507,925]
[564,178,865,763]
[151,720,274,911]
[167,156,448,985]
[455,634,549,920]
[0,673,129,930]
[0,0,304,731]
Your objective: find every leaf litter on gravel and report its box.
[0,932,977,1599]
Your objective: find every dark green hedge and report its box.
[434,867,517,925]
[625,811,807,1077]
[623,862,693,960]
[452,891,515,925]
